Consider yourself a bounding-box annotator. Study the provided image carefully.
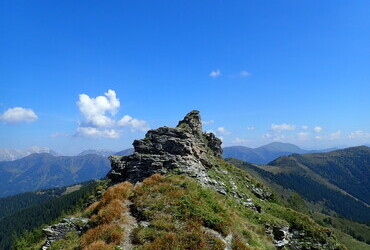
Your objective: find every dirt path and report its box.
[120,200,138,250]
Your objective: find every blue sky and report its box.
[0,1,369,155]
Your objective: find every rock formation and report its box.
[108,110,222,183]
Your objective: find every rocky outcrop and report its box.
[42,217,89,249]
[108,110,222,183]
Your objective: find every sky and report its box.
[0,1,370,155]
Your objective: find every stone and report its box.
[42,217,89,249]
[107,110,222,183]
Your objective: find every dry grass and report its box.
[80,181,134,249]
[81,224,123,247]
[91,198,127,225]
[83,240,115,250]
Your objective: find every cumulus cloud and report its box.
[348,130,370,139]
[0,107,38,123]
[217,127,231,135]
[263,133,286,141]
[271,123,295,131]
[232,137,249,144]
[209,69,221,78]
[247,126,255,130]
[301,125,309,130]
[76,90,149,138]
[315,135,322,140]
[239,70,251,77]
[77,89,119,128]
[76,127,119,139]
[117,115,149,132]
[313,126,322,133]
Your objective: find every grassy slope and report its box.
[46,157,344,249]
[226,158,370,249]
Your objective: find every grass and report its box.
[41,155,345,249]
[131,174,274,249]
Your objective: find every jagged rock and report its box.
[108,110,222,183]
[42,217,89,249]
[251,185,272,200]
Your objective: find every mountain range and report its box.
[0,146,59,161]
[228,146,370,223]
[223,142,339,164]
[0,153,110,197]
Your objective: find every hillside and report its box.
[269,146,370,205]
[0,181,102,249]
[227,152,370,223]
[0,153,110,197]
[27,111,346,250]
[222,142,336,164]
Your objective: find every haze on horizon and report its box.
[1,1,369,155]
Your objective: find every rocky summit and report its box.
[108,110,222,183]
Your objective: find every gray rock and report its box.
[107,110,222,184]
[42,217,89,249]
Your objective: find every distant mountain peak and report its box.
[0,146,58,162]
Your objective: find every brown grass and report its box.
[80,181,134,249]
[81,224,124,247]
[99,181,133,207]
[82,240,115,250]
[91,198,126,225]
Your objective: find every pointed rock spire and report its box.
[176,110,202,137]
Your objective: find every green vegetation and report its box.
[1,180,104,250]
[227,158,370,249]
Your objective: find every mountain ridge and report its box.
[223,142,338,164]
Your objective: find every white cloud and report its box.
[232,137,249,144]
[76,127,120,139]
[209,69,221,78]
[271,123,295,131]
[297,132,309,140]
[247,126,255,130]
[301,125,309,130]
[239,70,251,77]
[77,89,119,128]
[313,126,322,133]
[329,131,341,140]
[217,127,231,135]
[0,107,38,123]
[315,135,322,140]
[348,130,370,139]
[263,133,286,141]
[76,90,149,138]
[202,120,214,125]
[117,115,149,132]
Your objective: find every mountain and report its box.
[115,147,134,156]
[78,148,134,157]
[227,146,370,223]
[21,111,346,250]
[78,149,116,157]
[0,153,110,197]
[0,146,58,161]
[223,142,338,164]
[270,146,370,206]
